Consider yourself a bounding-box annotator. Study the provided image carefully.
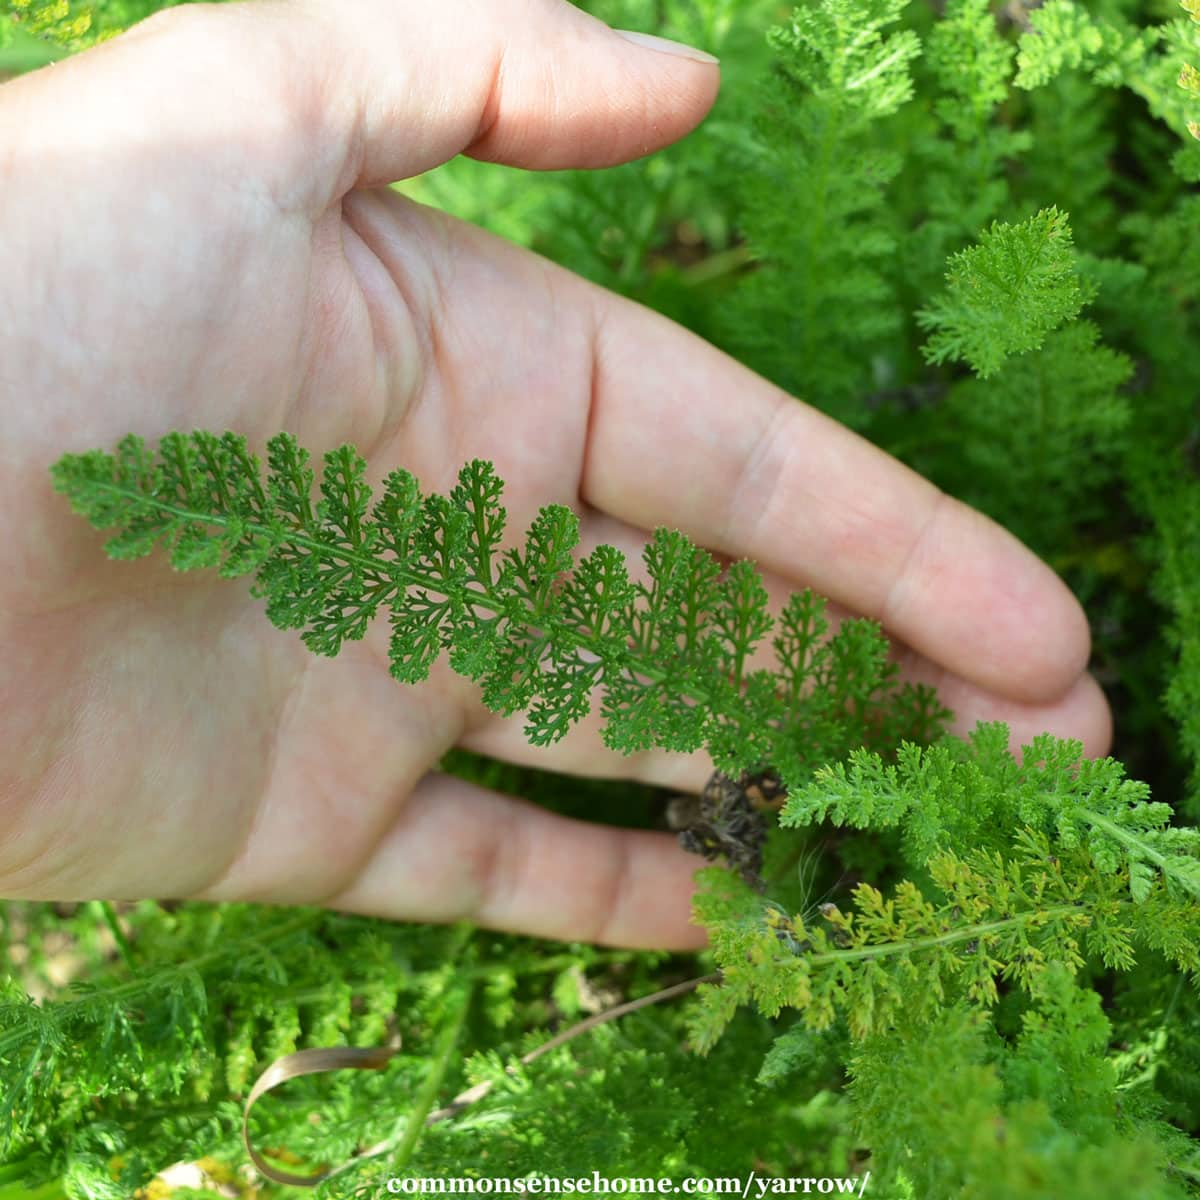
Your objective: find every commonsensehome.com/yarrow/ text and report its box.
[384,1175,871,1197]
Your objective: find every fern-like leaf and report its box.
[917,207,1090,378]
[49,429,938,779]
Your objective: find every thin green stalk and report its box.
[804,903,1090,969]
[94,900,135,969]
[390,981,474,1170]
[317,979,475,1184]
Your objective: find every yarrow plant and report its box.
[46,429,944,781]
[7,0,1200,1197]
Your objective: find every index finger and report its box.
[577,288,1091,705]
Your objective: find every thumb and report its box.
[356,0,721,178]
[123,0,720,192]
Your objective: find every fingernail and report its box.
[613,29,719,65]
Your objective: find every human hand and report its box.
[0,0,1110,949]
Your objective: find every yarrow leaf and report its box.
[917,207,1090,378]
[49,429,936,778]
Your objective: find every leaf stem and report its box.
[94,900,135,969]
[390,980,474,1170]
[805,903,1089,968]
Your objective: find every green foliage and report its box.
[1141,474,1200,822]
[1013,0,1157,90]
[849,975,1192,1200]
[1,904,457,1189]
[1,0,92,54]
[1,0,192,57]
[690,728,1200,1194]
[898,0,1033,304]
[693,816,1200,1043]
[917,207,1088,378]
[713,0,921,426]
[939,319,1133,550]
[14,0,1200,1196]
[49,429,941,776]
[781,726,1200,901]
[1018,71,1122,255]
[903,209,1136,550]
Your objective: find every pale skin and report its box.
[0,0,1111,949]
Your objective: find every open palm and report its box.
[0,0,1110,948]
